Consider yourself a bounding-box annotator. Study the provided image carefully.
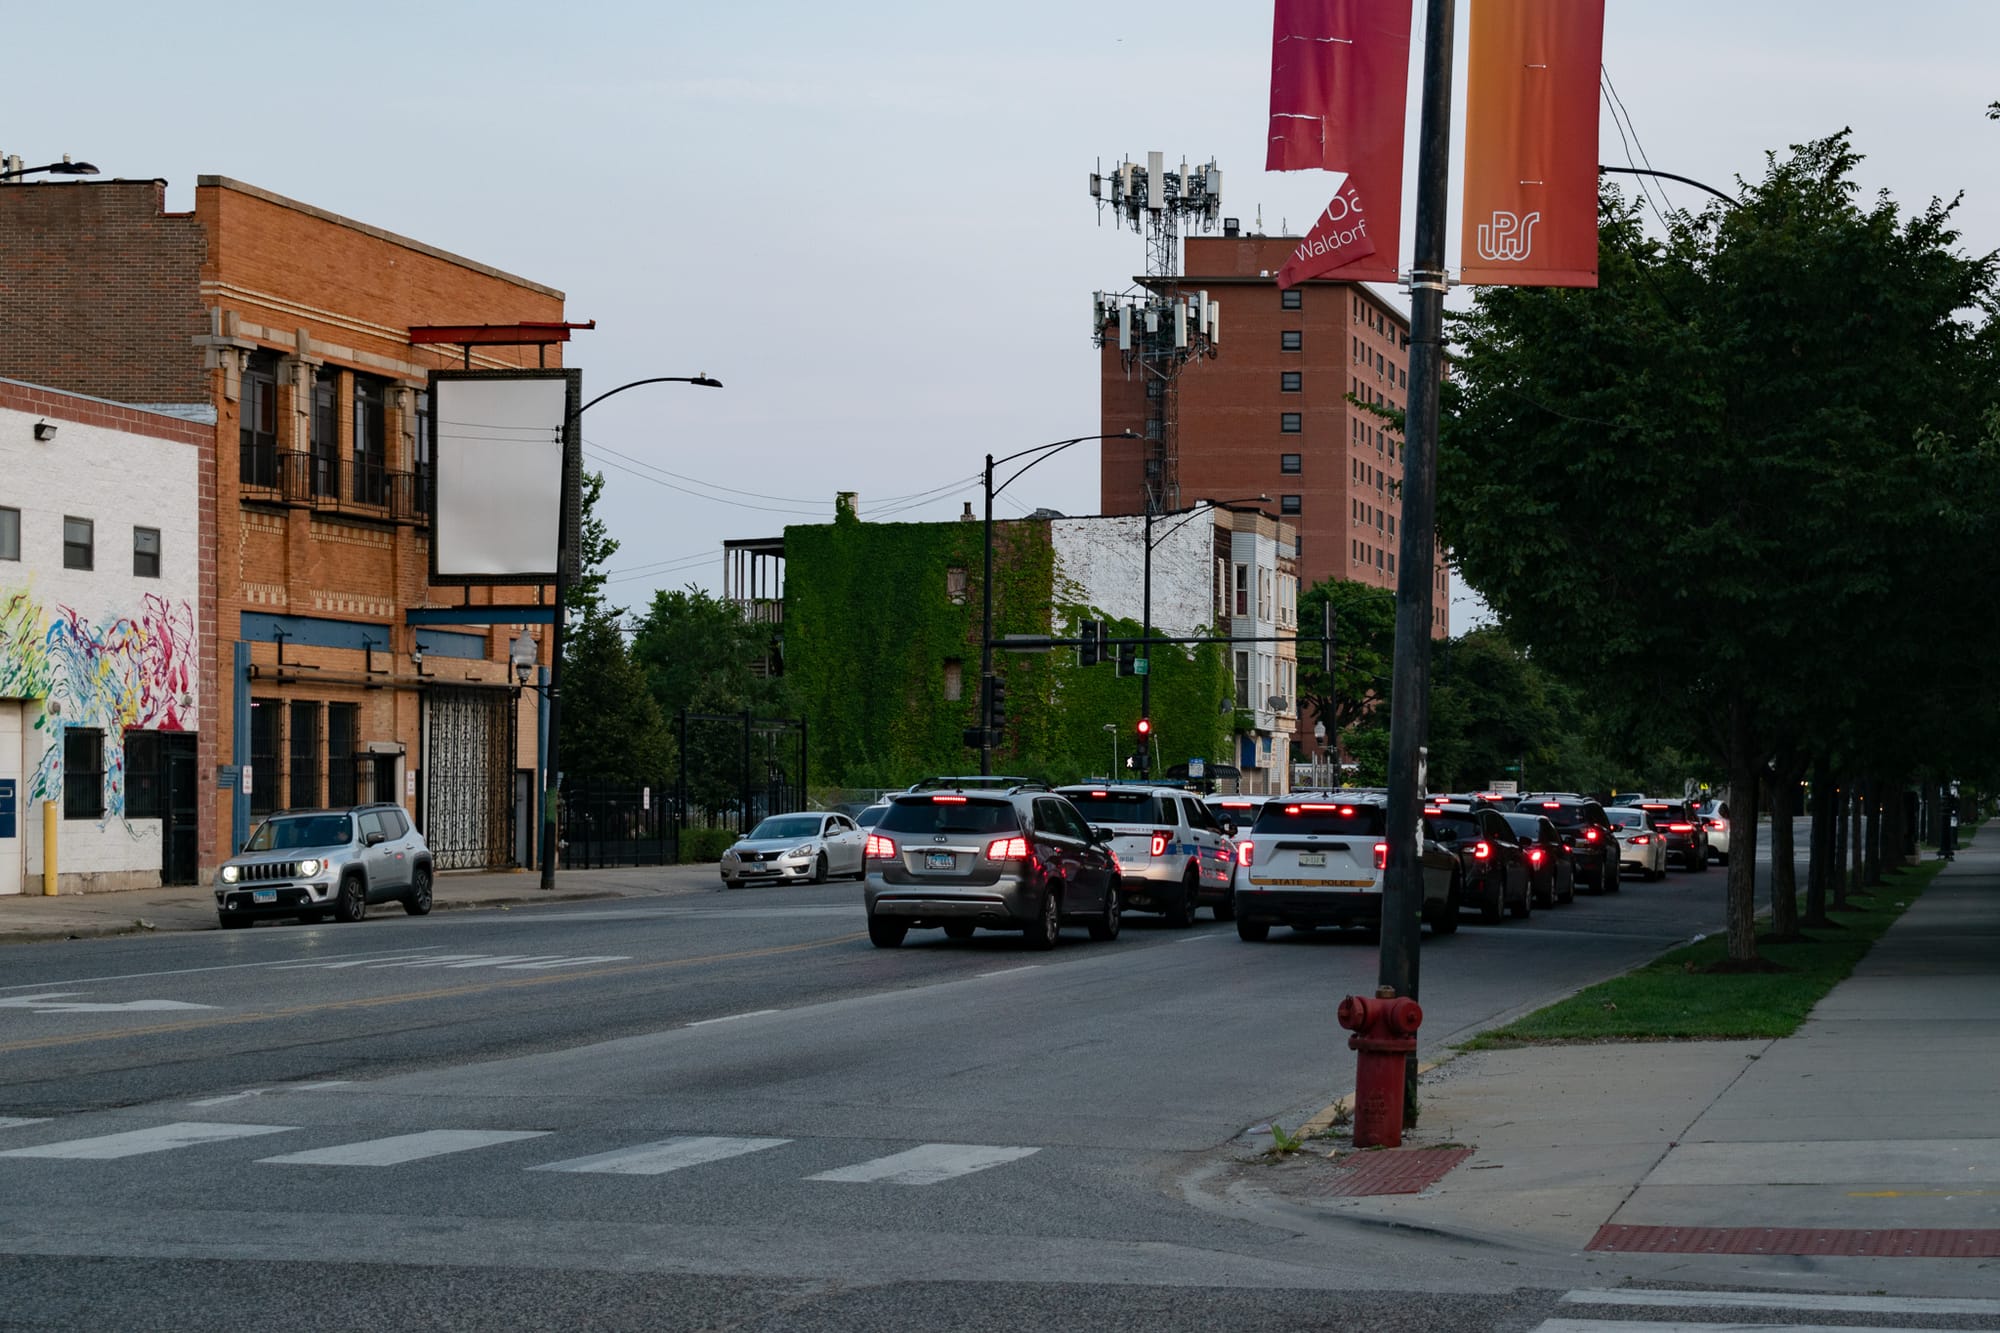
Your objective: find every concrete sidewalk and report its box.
[0,861,726,945]
[1297,827,2000,1274]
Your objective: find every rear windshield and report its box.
[878,797,1020,836]
[1526,801,1588,829]
[1501,814,1547,839]
[1606,808,1648,829]
[1253,800,1386,836]
[1424,812,1480,840]
[1060,791,1173,825]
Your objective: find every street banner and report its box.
[1459,0,1605,287]
[1266,0,1411,285]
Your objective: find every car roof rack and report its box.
[903,776,1051,794]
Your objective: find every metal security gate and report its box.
[423,686,516,870]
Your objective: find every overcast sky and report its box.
[8,3,1996,626]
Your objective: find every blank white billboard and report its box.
[431,374,569,582]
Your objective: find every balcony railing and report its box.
[238,450,429,528]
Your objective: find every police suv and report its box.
[1056,784,1239,923]
[1234,792,1459,941]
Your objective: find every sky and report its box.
[6,2,1997,628]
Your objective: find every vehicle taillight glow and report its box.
[1584,827,1601,842]
[1541,801,1561,809]
[932,795,967,804]
[865,834,897,859]
[1633,834,1651,845]
[1667,822,1694,832]
[1473,841,1492,860]
[1237,840,1253,867]
[1090,790,1108,798]
[1528,847,1544,865]
[1150,830,1170,857]
[986,835,1031,860]
[1373,842,1387,870]
[1708,817,1729,832]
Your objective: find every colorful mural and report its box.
[0,587,198,821]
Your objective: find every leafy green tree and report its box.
[1296,578,1397,767]
[1426,629,1561,792]
[556,470,671,785]
[630,587,792,814]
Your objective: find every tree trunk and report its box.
[1767,755,1805,938]
[1724,699,1760,963]
[1848,783,1866,902]
[1805,759,1833,927]
[1863,778,1884,886]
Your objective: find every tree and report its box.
[1426,629,1562,793]
[1296,578,1397,764]
[556,470,671,784]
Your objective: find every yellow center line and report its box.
[0,932,868,1055]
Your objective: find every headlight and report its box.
[296,859,322,878]
[788,843,815,859]
[220,865,239,883]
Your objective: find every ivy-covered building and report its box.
[735,500,1298,794]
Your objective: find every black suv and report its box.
[862,785,1120,949]
[1423,803,1532,923]
[1517,795,1620,893]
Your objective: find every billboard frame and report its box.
[426,367,583,587]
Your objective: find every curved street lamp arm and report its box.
[1150,494,1270,548]
[571,374,723,424]
[991,432,1135,497]
[1598,165,1739,209]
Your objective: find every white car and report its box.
[1234,794,1458,940]
[1695,798,1733,863]
[719,812,866,887]
[1606,806,1667,881]
[1057,785,1238,923]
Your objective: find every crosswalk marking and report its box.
[808,1143,1038,1185]
[494,955,629,969]
[0,1122,294,1160]
[270,953,631,973]
[439,956,569,969]
[260,1130,549,1167]
[531,1136,791,1176]
[362,955,495,969]
[0,1117,51,1131]
[1536,1322,1947,1333]
[1563,1288,2000,1318]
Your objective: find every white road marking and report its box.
[494,956,630,969]
[438,956,570,969]
[1536,1322,1948,1333]
[1562,1289,2000,1317]
[686,1009,779,1027]
[808,1143,1039,1185]
[259,1129,549,1167]
[531,1136,790,1176]
[976,966,1040,978]
[290,1081,352,1091]
[361,955,495,969]
[188,1090,268,1107]
[0,948,442,991]
[0,1117,51,1131]
[0,994,217,1014]
[0,1122,295,1160]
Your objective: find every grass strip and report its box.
[1460,859,1942,1047]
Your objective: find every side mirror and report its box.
[364,831,386,847]
[1091,826,1113,844]
[1221,820,1238,838]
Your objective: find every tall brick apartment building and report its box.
[0,175,565,880]
[1099,233,1450,636]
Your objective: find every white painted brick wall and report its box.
[1051,511,1215,639]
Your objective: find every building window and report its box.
[1281,370,1302,393]
[1233,564,1249,616]
[63,728,105,819]
[132,527,161,578]
[1234,651,1251,708]
[0,505,17,561]
[352,377,387,505]
[1281,330,1302,352]
[310,368,339,499]
[62,516,93,571]
[124,730,163,820]
[250,698,281,818]
[1280,494,1302,515]
[1280,413,1302,434]
[1281,288,1302,310]
[327,703,360,808]
[241,354,280,489]
[943,659,964,703]
[945,566,968,604]
[289,700,321,810]
[1389,553,1397,573]
[414,390,435,517]
[1280,453,1301,475]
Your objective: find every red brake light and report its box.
[1584,827,1600,842]
[1283,805,1301,816]
[1668,823,1694,833]
[1633,834,1651,845]
[1150,830,1170,857]
[1090,790,1108,798]
[985,835,1030,861]
[932,795,968,804]
[1708,818,1729,832]
[1237,840,1253,867]
[1220,801,1252,809]
[1541,802,1561,809]
[1373,842,1387,870]
[1473,841,1492,860]
[865,834,898,859]
[1339,805,1357,818]
[1529,847,1544,865]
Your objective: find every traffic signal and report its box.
[1117,642,1136,676]
[1135,717,1151,742]
[985,673,1008,732]
[1079,619,1101,667]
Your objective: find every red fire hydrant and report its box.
[1336,985,1423,1148]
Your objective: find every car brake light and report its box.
[932,795,967,804]
[1339,806,1357,817]
[1528,847,1544,865]
[986,836,1031,861]
[1668,822,1694,832]
[1150,830,1171,857]
[1633,834,1651,845]
[865,834,897,859]
[1541,801,1561,809]
[1472,841,1492,860]
[1090,790,1108,798]
[1373,842,1387,870]
[1237,840,1253,867]
[1584,827,1600,842]
[1708,817,1728,831]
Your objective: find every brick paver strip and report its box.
[1588,1225,2000,1258]
[1314,1146,1474,1197]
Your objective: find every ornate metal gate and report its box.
[423,686,515,870]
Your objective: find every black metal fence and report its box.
[560,779,678,868]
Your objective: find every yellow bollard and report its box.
[42,799,57,896]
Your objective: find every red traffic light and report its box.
[1135,718,1152,737]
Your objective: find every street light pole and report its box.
[540,373,723,890]
[0,155,98,182]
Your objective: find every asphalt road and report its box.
[12,825,1965,1331]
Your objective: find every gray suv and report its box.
[215,804,434,928]
[862,785,1120,949]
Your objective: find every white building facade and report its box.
[1219,510,1299,794]
[0,379,209,894]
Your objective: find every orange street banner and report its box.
[1460,0,1605,287]
[1267,0,1411,285]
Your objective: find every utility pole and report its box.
[1379,0,1457,1127]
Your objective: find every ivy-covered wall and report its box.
[784,510,1233,789]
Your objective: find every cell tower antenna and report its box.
[1086,151,1224,515]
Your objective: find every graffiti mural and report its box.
[0,587,198,824]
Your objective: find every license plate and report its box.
[1297,852,1326,867]
[925,852,955,870]
[253,889,276,903]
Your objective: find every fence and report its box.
[559,779,678,868]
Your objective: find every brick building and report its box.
[1099,233,1450,637]
[0,175,566,881]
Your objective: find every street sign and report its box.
[1489,780,1518,795]
[1134,658,1149,676]
[1188,758,1205,779]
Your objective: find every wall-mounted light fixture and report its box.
[33,420,57,442]
[412,643,431,678]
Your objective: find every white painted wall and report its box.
[1050,508,1216,639]
[0,401,202,891]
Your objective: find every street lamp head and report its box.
[691,374,723,388]
[49,159,98,176]
[508,630,538,686]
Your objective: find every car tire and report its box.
[1024,887,1061,951]
[1213,885,1237,921]
[1647,862,1664,882]
[1235,917,1271,942]
[1605,862,1621,893]
[1166,868,1199,929]
[403,866,433,916]
[867,914,908,949]
[1087,882,1122,942]
[218,912,251,930]
[942,922,975,940]
[333,874,368,923]
[811,853,828,885]
[1427,875,1460,936]
[1479,876,1504,924]
[1532,876,1553,910]
[1509,880,1532,919]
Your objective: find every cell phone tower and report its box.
[1089,152,1224,515]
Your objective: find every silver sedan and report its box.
[719,812,867,887]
